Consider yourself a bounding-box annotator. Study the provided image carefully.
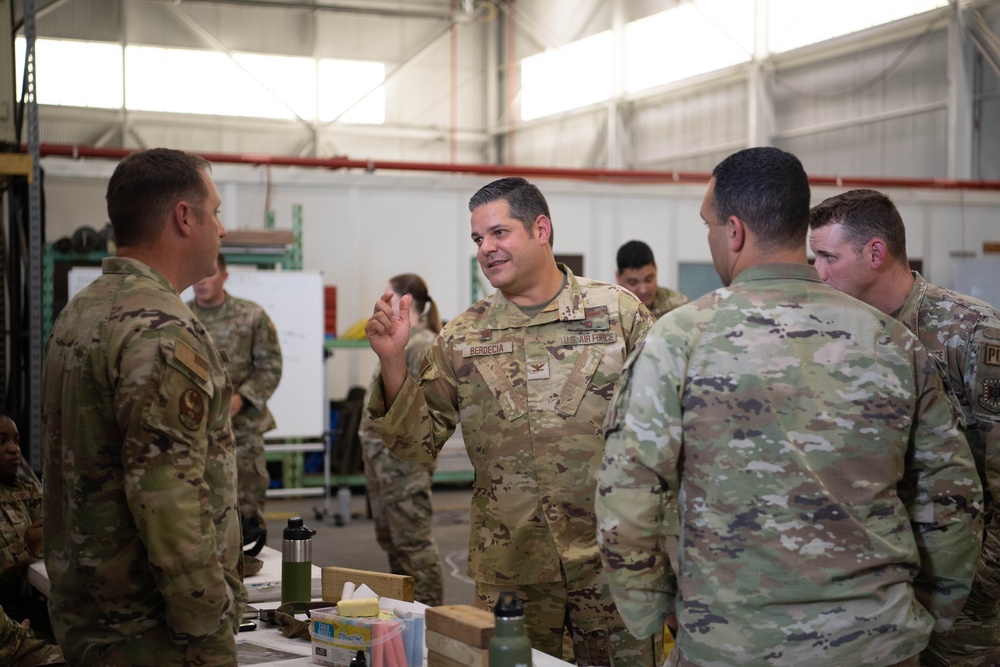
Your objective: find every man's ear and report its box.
[729,216,746,253]
[172,200,196,238]
[534,215,552,245]
[869,239,888,270]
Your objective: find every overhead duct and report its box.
[33,142,1000,191]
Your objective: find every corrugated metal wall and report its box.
[976,2,1000,179]
[22,0,1000,180]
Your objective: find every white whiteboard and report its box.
[68,267,325,439]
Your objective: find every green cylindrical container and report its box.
[281,516,316,604]
[488,591,532,667]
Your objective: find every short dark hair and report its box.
[106,148,211,248]
[809,189,908,263]
[468,177,553,246]
[711,147,811,250]
[616,240,656,272]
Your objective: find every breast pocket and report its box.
[471,354,528,422]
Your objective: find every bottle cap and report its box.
[283,516,316,540]
[493,591,524,619]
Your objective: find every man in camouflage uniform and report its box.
[42,148,246,666]
[189,253,283,533]
[615,239,688,319]
[596,147,983,667]
[365,177,660,666]
[1,412,53,642]
[810,188,1000,667]
[358,276,444,606]
[0,606,66,666]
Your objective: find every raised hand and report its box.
[365,291,413,407]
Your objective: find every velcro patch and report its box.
[462,341,514,357]
[526,359,550,380]
[985,344,1000,366]
[175,340,210,382]
[178,388,205,430]
[562,332,617,346]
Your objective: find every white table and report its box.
[239,600,572,667]
[28,545,322,604]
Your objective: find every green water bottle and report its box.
[281,516,316,604]
[488,591,532,667]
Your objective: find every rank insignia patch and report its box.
[179,389,205,430]
[527,359,550,380]
[978,378,1000,414]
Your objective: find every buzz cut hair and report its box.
[809,189,908,262]
[106,148,210,248]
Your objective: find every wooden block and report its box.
[0,154,33,183]
[425,605,494,649]
[425,630,488,667]
[427,649,486,667]
[321,566,414,603]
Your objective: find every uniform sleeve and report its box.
[0,484,40,575]
[367,336,459,466]
[906,349,985,631]
[621,293,655,354]
[596,324,686,639]
[236,310,283,411]
[962,321,1000,602]
[0,526,32,576]
[117,333,235,644]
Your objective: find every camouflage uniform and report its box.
[0,605,65,666]
[42,257,247,666]
[649,285,689,320]
[597,263,983,667]
[369,265,659,666]
[188,291,282,529]
[895,273,1000,667]
[358,326,444,606]
[0,478,49,636]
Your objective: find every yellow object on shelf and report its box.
[340,317,369,340]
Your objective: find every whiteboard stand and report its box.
[310,348,336,522]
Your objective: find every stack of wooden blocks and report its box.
[425,605,495,667]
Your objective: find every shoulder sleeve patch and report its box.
[175,339,210,382]
[984,343,1000,367]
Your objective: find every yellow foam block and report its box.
[337,597,380,617]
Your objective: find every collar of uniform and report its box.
[102,256,177,294]
[731,262,821,286]
[896,270,928,329]
[483,263,585,330]
[190,290,231,313]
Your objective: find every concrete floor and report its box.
[262,483,476,606]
